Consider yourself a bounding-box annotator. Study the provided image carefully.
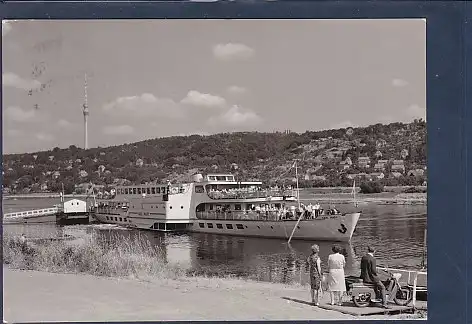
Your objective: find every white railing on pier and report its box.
[377,266,427,309]
[3,207,59,220]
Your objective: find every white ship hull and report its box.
[129,212,360,242]
[189,213,360,242]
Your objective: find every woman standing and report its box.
[307,244,322,306]
[327,244,346,306]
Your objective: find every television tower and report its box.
[83,73,89,150]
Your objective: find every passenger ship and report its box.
[92,172,361,242]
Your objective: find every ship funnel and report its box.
[193,173,204,182]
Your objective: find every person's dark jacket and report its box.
[360,253,380,283]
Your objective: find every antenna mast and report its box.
[83,72,90,150]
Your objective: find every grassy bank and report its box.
[3,231,187,280]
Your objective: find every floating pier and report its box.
[3,199,92,225]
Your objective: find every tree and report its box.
[359,181,384,194]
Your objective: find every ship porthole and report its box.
[271,226,274,229]
[181,206,184,209]
[245,226,248,228]
[170,206,172,209]
[257,226,260,229]
[297,226,300,229]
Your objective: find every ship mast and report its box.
[288,159,303,244]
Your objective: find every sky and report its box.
[2,19,426,154]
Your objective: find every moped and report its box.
[345,270,413,307]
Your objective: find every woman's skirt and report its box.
[328,268,346,292]
[310,273,321,290]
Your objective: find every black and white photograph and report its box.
[3,19,427,321]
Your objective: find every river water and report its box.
[3,196,427,286]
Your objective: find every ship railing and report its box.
[196,210,295,222]
[206,189,297,200]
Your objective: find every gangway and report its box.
[3,207,60,220]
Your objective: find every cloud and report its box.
[226,85,247,95]
[180,90,227,108]
[3,72,42,91]
[5,129,23,137]
[392,78,409,87]
[406,104,426,120]
[103,125,135,135]
[5,106,37,123]
[213,43,255,61]
[103,93,184,119]
[35,132,54,142]
[57,119,72,128]
[208,105,262,127]
[2,21,12,36]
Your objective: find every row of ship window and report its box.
[116,186,205,195]
[116,187,169,195]
[105,216,130,223]
[199,223,246,229]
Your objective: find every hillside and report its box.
[2,120,427,194]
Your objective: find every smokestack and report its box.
[83,73,89,150]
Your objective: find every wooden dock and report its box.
[318,300,426,316]
[282,297,426,317]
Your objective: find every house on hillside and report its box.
[401,149,409,159]
[53,171,61,179]
[376,139,387,148]
[136,159,144,167]
[391,172,403,178]
[374,159,388,171]
[358,157,371,168]
[370,172,385,180]
[375,150,383,159]
[391,160,405,173]
[308,175,326,181]
[347,173,370,180]
[339,157,352,170]
[79,170,88,178]
[326,149,344,160]
[407,169,425,177]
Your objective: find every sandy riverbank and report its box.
[3,267,426,322]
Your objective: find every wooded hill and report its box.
[3,119,426,194]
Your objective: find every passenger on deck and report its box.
[306,203,313,219]
[314,203,321,217]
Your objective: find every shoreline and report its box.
[304,193,427,205]
[3,266,427,322]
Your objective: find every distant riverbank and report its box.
[305,193,427,205]
[3,193,88,200]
